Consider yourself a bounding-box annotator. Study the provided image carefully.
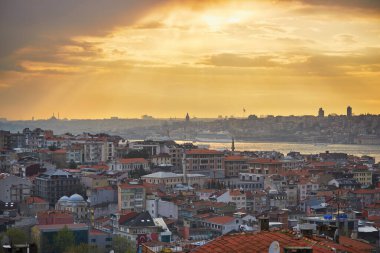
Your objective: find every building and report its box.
[211,189,246,209]
[141,171,206,189]
[352,170,372,187]
[318,107,325,117]
[188,230,372,253]
[151,153,172,166]
[222,173,264,191]
[201,216,240,235]
[224,156,249,178]
[347,106,352,117]
[118,182,146,212]
[248,158,284,175]
[0,173,33,203]
[87,185,118,220]
[37,210,74,225]
[110,158,149,172]
[89,229,113,252]
[112,211,161,244]
[34,169,81,205]
[66,144,84,164]
[184,149,224,179]
[297,178,319,201]
[20,196,49,217]
[0,130,11,150]
[55,194,88,222]
[32,223,89,253]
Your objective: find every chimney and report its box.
[258,216,269,231]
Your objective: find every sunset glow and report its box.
[1,0,380,119]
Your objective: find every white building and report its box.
[0,173,32,203]
[110,158,149,172]
[141,172,206,189]
[211,189,247,209]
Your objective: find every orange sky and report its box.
[0,0,380,120]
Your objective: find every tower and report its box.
[185,113,190,122]
[318,108,324,117]
[347,106,352,117]
[231,137,235,152]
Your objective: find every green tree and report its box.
[5,228,28,245]
[53,226,75,253]
[68,159,78,169]
[112,235,136,253]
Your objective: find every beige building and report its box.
[142,171,206,189]
[353,170,372,186]
[184,149,224,179]
[118,182,146,212]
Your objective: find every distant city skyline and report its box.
[1,105,378,121]
[1,1,380,120]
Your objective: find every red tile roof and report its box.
[119,182,145,189]
[185,149,223,155]
[118,158,148,164]
[339,236,375,252]
[352,188,380,194]
[191,231,368,253]
[248,158,282,165]
[310,162,336,168]
[25,196,48,204]
[90,229,108,235]
[224,156,247,161]
[205,216,235,225]
[229,189,245,196]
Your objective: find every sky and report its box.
[0,0,380,120]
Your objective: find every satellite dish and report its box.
[268,241,280,253]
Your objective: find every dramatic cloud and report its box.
[0,0,379,119]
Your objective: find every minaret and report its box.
[184,113,190,140]
[231,137,235,152]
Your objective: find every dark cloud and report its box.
[0,0,164,58]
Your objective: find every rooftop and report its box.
[118,158,148,164]
[191,231,372,253]
[185,149,223,155]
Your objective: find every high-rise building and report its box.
[35,169,81,205]
[318,108,324,117]
[184,149,225,178]
[347,106,352,117]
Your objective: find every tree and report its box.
[112,235,136,253]
[5,228,28,245]
[68,159,78,169]
[53,226,75,253]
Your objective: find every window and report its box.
[106,237,112,241]
[91,239,96,243]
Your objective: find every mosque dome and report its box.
[68,193,84,202]
[58,195,69,202]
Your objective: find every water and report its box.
[179,141,380,162]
